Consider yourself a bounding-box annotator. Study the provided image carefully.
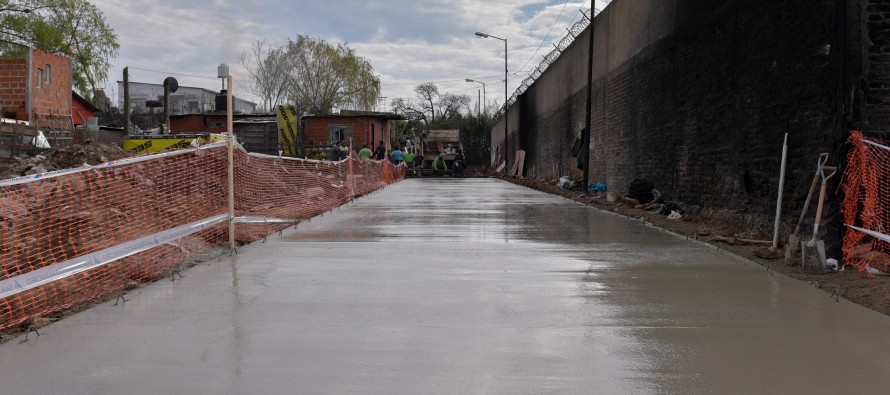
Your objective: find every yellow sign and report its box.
[123,134,223,154]
[276,104,301,156]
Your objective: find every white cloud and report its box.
[92,0,611,110]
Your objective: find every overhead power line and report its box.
[515,0,573,76]
[127,67,220,80]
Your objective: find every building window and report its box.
[45,64,51,84]
[329,125,353,144]
[37,69,43,88]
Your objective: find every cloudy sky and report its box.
[92,0,612,112]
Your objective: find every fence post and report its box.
[227,75,236,251]
[227,133,235,251]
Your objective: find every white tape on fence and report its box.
[846,224,890,244]
[864,139,890,152]
[233,216,302,224]
[0,213,230,300]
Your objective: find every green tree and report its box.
[0,0,119,95]
[272,35,379,115]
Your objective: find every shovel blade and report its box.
[801,239,828,273]
[785,234,801,263]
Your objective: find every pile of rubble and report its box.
[1,142,134,179]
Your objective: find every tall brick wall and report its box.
[590,0,846,224]
[0,59,27,120]
[28,48,72,120]
[491,0,874,247]
[864,0,890,136]
[518,27,591,180]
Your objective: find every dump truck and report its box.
[415,129,462,176]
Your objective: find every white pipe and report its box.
[773,133,788,249]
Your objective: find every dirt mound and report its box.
[1,142,134,179]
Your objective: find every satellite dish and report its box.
[163,77,179,93]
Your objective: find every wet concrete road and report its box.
[2,178,890,394]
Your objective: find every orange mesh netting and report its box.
[232,150,403,242]
[0,140,402,329]
[842,131,890,274]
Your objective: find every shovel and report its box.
[801,161,837,273]
[785,153,830,263]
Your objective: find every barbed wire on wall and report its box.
[493,8,599,121]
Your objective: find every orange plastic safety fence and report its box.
[842,131,890,274]
[0,145,229,329]
[232,150,403,242]
[0,142,401,330]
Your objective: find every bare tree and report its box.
[394,83,471,129]
[239,38,288,111]
[436,93,472,124]
[414,82,438,122]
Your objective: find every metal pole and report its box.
[163,83,169,134]
[227,76,233,135]
[123,67,130,134]
[477,89,481,115]
[227,75,235,251]
[504,38,509,174]
[482,82,486,116]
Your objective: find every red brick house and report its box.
[0,48,72,124]
[168,111,405,156]
[302,110,404,150]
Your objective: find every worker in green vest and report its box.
[404,148,416,176]
[431,155,447,176]
[358,143,373,160]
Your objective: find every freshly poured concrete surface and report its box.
[2,178,890,394]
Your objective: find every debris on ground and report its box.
[709,235,772,246]
[1,141,135,179]
[558,176,578,190]
[753,246,783,259]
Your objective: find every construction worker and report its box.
[374,140,386,160]
[338,140,350,160]
[453,149,466,177]
[358,143,373,160]
[431,155,447,176]
[391,145,404,165]
[404,148,416,176]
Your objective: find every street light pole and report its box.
[465,78,486,116]
[475,32,508,172]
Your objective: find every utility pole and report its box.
[123,67,130,134]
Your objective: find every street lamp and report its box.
[465,78,486,116]
[475,31,508,172]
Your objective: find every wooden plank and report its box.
[515,150,526,177]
